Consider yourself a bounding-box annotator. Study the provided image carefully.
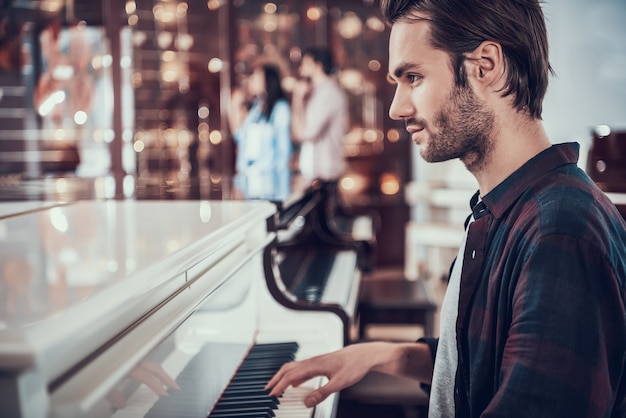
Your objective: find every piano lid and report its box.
[0,200,275,385]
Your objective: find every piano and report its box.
[0,199,343,417]
[586,127,626,220]
[263,181,377,345]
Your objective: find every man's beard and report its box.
[412,82,495,173]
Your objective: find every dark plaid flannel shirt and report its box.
[421,142,626,417]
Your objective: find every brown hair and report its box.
[380,0,553,119]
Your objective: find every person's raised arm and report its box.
[265,340,434,408]
[227,87,249,137]
[290,79,310,142]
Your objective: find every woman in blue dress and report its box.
[231,64,292,201]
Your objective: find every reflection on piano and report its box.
[264,180,377,345]
[0,200,341,417]
[586,127,626,220]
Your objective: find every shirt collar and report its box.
[471,142,581,219]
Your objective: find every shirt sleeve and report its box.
[417,336,438,396]
[483,233,626,418]
[270,101,292,199]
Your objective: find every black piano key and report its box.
[247,342,299,352]
[211,404,277,416]
[221,387,276,397]
[223,386,267,394]
[220,393,274,401]
[231,373,277,382]
[237,361,294,371]
[238,359,294,369]
[210,411,274,418]
[212,398,278,410]
[216,394,278,403]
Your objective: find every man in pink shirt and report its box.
[291,47,348,188]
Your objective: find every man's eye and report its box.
[407,74,421,84]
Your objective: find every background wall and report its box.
[412,0,626,188]
[541,0,626,147]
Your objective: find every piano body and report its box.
[0,199,343,418]
[264,181,377,345]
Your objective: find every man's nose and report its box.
[388,85,413,121]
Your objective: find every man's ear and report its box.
[465,41,504,88]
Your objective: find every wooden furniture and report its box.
[341,371,430,418]
[358,277,438,340]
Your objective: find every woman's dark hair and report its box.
[259,64,287,120]
[380,0,552,119]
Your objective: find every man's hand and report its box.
[292,79,312,104]
[265,342,385,408]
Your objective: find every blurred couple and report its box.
[229,47,347,201]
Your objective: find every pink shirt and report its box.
[297,77,347,183]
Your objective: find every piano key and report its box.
[215,399,280,412]
[212,398,278,411]
[221,387,275,396]
[210,411,274,418]
[215,395,279,404]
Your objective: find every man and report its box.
[291,46,347,188]
[266,0,626,416]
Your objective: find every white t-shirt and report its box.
[428,216,473,417]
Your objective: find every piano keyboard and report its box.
[118,342,315,418]
[209,342,298,417]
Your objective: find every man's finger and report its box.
[265,361,300,391]
[266,362,317,397]
[304,388,328,408]
[303,375,348,408]
[265,363,289,391]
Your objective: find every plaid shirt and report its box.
[422,142,626,417]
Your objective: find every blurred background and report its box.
[0,0,625,273]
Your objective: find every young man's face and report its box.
[387,18,494,171]
[298,55,317,80]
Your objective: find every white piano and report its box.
[0,199,343,418]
